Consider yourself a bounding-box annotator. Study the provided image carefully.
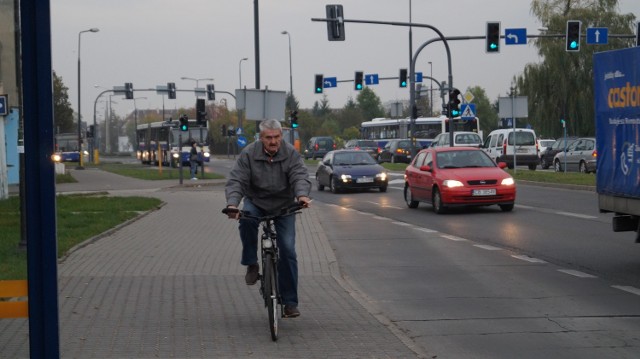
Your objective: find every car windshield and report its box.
[334,152,377,166]
[436,150,495,169]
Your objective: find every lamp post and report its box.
[77,27,99,169]
[428,61,433,116]
[238,57,248,88]
[132,97,147,156]
[281,31,293,95]
[180,77,214,97]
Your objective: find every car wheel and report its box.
[330,177,338,194]
[541,158,549,169]
[432,188,446,214]
[554,159,561,172]
[317,176,324,191]
[404,185,419,208]
[579,161,587,173]
[528,163,537,171]
[499,204,514,212]
[379,185,387,193]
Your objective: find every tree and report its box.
[53,71,74,133]
[356,87,385,121]
[516,0,636,138]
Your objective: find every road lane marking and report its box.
[372,216,390,220]
[557,269,597,278]
[474,244,503,251]
[511,255,547,263]
[440,234,468,242]
[555,211,598,219]
[612,285,640,296]
[415,228,438,233]
[392,221,412,226]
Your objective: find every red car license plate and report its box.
[472,189,496,196]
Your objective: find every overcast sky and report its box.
[51,0,640,124]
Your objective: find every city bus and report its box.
[360,116,481,148]
[136,119,210,166]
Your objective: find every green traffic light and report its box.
[401,81,407,87]
[356,84,362,90]
[490,43,497,49]
[315,87,322,93]
[570,41,578,49]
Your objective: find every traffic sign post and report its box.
[460,103,476,120]
[365,74,379,85]
[505,28,527,45]
[323,77,338,88]
[587,27,609,45]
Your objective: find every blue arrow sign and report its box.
[415,72,423,83]
[237,135,247,148]
[323,77,337,88]
[0,95,7,116]
[586,27,608,44]
[505,28,526,45]
[365,74,379,85]
[460,103,476,120]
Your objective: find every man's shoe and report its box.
[283,305,300,318]
[245,264,259,285]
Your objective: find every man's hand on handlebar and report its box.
[223,206,240,220]
[297,196,312,208]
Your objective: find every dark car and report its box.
[344,139,381,159]
[377,139,412,164]
[315,150,388,193]
[304,136,335,160]
[404,147,516,213]
[540,137,578,169]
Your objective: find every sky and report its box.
[50,0,640,125]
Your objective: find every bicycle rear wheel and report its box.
[264,253,278,341]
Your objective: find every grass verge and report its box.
[90,163,224,181]
[0,194,162,280]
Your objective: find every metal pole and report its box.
[281,31,293,95]
[76,28,98,169]
[429,61,433,116]
[511,86,517,173]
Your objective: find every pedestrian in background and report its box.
[190,140,199,180]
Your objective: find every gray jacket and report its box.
[225,140,311,214]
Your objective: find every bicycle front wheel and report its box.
[264,253,278,341]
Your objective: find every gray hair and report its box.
[259,119,283,133]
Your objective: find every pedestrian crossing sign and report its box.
[460,103,476,120]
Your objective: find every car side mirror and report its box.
[497,162,507,169]
[419,165,432,172]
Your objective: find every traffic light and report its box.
[290,111,299,128]
[206,84,215,101]
[325,4,345,41]
[167,82,176,99]
[87,125,95,138]
[448,89,461,117]
[196,99,206,126]
[354,71,363,91]
[124,82,134,99]
[566,20,581,52]
[399,68,407,88]
[486,22,501,53]
[179,115,188,132]
[314,74,324,94]
[221,124,227,137]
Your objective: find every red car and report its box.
[404,147,516,213]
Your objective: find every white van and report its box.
[482,128,538,170]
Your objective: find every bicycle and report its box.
[222,201,305,341]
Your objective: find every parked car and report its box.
[540,137,578,169]
[304,136,335,160]
[316,150,388,193]
[344,139,381,160]
[404,146,516,213]
[553,137,597,173]
[377,139,413,164]
[537,138,556,160]
[431,132,483,148]
[482,128,538,170]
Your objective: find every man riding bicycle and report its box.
[225,118,311,318]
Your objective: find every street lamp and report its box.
[180,77,214,97]
[428,61,433,116]
[132,97,147,156]
[281,31,293,95]
[239,57,248,88]
[77,27,99,169]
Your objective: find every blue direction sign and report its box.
[365,74,379,85]
[0,95,7,116]
[505,28,527,45]
[460,103,476,120]
[323,77,337,88]
[587,27,608,44]
[415,72,423,83]
[237,135,247,148]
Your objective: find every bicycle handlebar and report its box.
[222,201,309,220]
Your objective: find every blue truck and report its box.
[594,46,640,241]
